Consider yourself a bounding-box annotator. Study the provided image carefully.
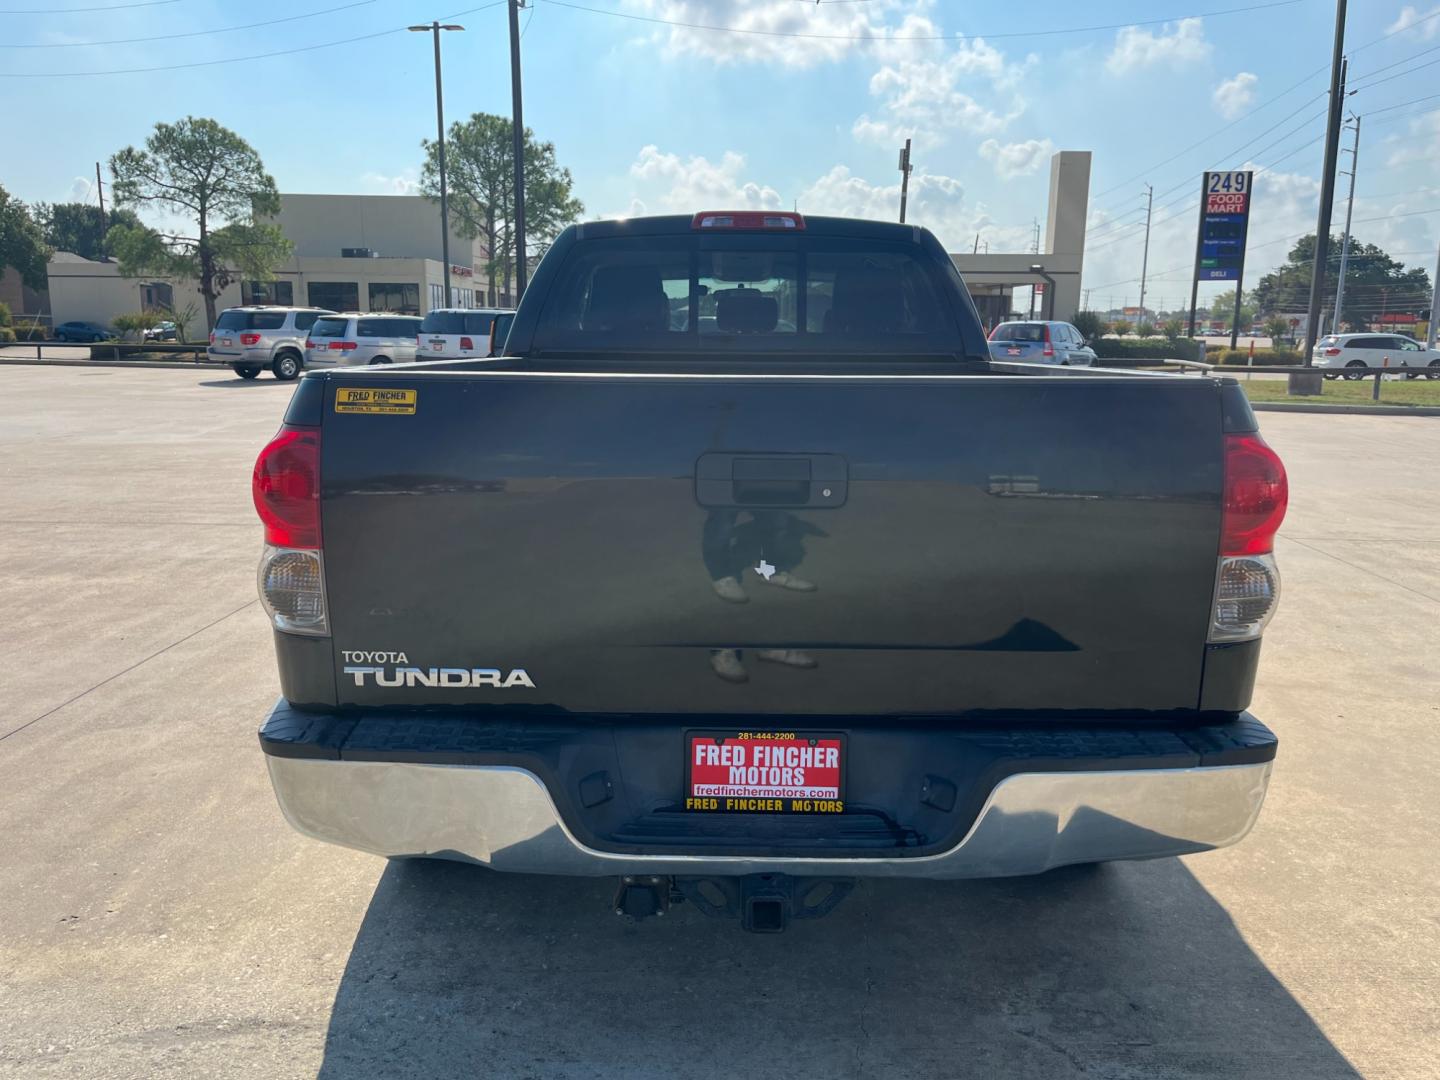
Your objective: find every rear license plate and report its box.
[685,731,845,813]
[1006,347,1021,356]
[221,338,233,346]
[430,339,445,350]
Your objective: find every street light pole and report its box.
[509,0,528,300]
[409,22,465,307]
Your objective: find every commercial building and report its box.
[951,151,1091,329]
[45,193,501,330]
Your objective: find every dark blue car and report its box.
[53,321,114,343]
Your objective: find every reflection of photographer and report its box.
[702,510,823,603]
[701,510,824,683]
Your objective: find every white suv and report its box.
[209,307,333,380]
[304,313,423,367]
[418,307,514,359]
[1313,333,1440,379]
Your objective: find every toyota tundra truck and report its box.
[253,212,1288,932]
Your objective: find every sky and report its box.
[3,0,1438,316]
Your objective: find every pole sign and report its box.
[1197,171,1253,280]
[1188,170,1254,340]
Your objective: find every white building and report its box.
[46,193,503,329]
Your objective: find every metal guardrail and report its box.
[1159,357,1439,401]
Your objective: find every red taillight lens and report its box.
[1323,347,1341,356]
[1221,433,1287,556]
[253,425,321,549]
[240,332,261,346]
[1042,324,1054,357]
[460,336,474,351]
[209,331,215,345]
[305,339,316,349]
[328,341,358,351]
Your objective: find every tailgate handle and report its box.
[695,453,847,508]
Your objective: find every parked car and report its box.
[254,211,1287,933]
[988,320,1096,366]
[53,321,114,343]
[143,321,178,341]
[1311,332,1440,380]
[417,307,514,360]
[304,313,423,368]
[208,306,332,380]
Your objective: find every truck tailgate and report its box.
[319,371,1222,716]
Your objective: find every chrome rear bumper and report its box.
[265,755,1272,879]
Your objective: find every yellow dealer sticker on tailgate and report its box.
[335,387,417,415]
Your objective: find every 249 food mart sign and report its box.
[1195,170,1253,282]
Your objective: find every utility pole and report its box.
[1083,288,1091,310]
[898,139,913,223]
[94,162,107,258]
[1427,240,1439,349]
[1300,0,1349,381]
[972,233,980,254]
[1137,184,1154,324]
[509,0,529,300]
[408,22,464,306]
[1028,219,1041,319]
[1333,113,1360,333]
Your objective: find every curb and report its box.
[1251,402,1440,417]
[0,357,229,371]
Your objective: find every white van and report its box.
[418,307,513,359]
[305,313,423,367]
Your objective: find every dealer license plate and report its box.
[685,731,845,814]
[1006,347,1021,356]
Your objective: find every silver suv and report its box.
[209,307,333,381]
[305,313,423,368]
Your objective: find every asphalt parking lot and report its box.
[1,365,1436,1079]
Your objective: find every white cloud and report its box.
[67,176,95,203]
[628,145,782,211]
[360,170,420,195]
[1106,17,1210,75]
[1385,109,1440,167]
[1213,72,1258,119]
[1387,4,1440,40]
[978,138,1055,179]
[624,0,902,69]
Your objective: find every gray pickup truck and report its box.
[253,212,1288,932]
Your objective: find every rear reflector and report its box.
[1210,554,1280,643]
[1221,433,1287,556]
[258,545,328,636]
[692,211,805,230]
[253,425,321,549]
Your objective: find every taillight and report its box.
[1210,433,1288,643]
[1221,433,1287,556]
[692,211,805,230]
[1323,347,1341,356]
[254,426,326,635]
[988,327,999,341]
[1041,324,1054,358]
[209,331,215,345]
[459,336,474,351]
[305,339,316,349]
[240,332,261,346]
[253,425,321,549]
[328,341,358,351]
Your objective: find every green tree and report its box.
[1110,320,1131,337]
[421,113,583,304]
[34,202,143,261]
[1251,234,1431,332]
[0,185,49,291]
[1070,310,1104,341]
[1162,318,1186,341]
[107,117,292,330]
[1262,315,1290,344]
[1135,319,1157,337]
[112,311,160,342]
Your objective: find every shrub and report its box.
[1215,348,1302,366]
[1110,320,1131,337]
[1091,337,1204,364]
[1070,310,1105,342]
[1162,318,1186,341]
[0,301,11,327]
[10,320,46,340]
[0,327,15,343]
[1135,319,1157,337]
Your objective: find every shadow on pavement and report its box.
[197,377,291,388]
[317,857,1359,1079]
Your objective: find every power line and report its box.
[541,0,1307,44]
[0,0,183,11]
[0,0,377,48]
[0,1,505,76]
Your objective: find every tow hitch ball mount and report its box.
[612,873,855,932]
